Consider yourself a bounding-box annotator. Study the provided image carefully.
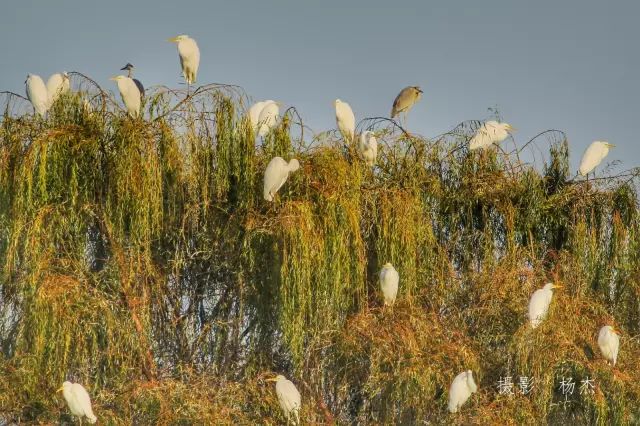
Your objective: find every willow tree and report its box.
[0,76,638,424]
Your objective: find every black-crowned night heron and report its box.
[391,86,423,124]
[120,63,145,97]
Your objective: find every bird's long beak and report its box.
[607,143,616,148]
[613,327,622,335]
[109,76,117,81]
[56,386,64,393]
[168,37,179,43]
[265,377,278,382]
[553,285,563,289]
[507,125,517,132]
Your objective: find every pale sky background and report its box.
[1,1,638,171]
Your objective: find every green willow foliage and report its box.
[0,80,639,424]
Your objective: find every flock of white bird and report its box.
[20,33,621,423]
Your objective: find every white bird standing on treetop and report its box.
[168,35,200,88]
[263,157,300,202]
[25,74,49,116]
[358,131,378,166]
[469,121,515,151]
[578,141,614,176]
[248,100,267,132]
[390,86,423,123]
[257,101,281,137]
[528,283,562,329]
[334,99,355,143]
[448,370,477,413]
[598,325,621,366]
[379,262,399,306]
[110,75,141,118]
[46,72,70,107]
[268,375,301,425]
[58,381,97,424]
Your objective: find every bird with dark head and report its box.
[391,85,423,124]
[120,63,145,97]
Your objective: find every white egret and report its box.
[268,375,301,425]
[598,325,620,366]
[578,141,614,177]
[528,283,562,329]
[110,75,141,117]
[25,74,49,116]
[57,381,97,424]
[358,131,378,166]
[263,157,300,202]
[168,35,200,89]
[379,262,399,306]
[257,101,281,137]
[46,72,70,107]
[469,121,515,151]
[248,100,266,132]
[334,99,355,143]
[448,370,477,413]
[120,63,145,98]
[391,86,423,123]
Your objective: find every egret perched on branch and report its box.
[598,325,621,366]
[358,131,378,166]
[25,74,49,116]
[120,63,145,98]
[334,99,355,143]
[257,101,281,137]
[469,121,515,151]
[528,283,561,329]
[46,72,70,107]
[168,35,200,90]
[110,75,141,117]
[448,370,477,413]
[578,141,614,177]
[391,86,423,124]
[379,262,399,306]
[263,157,300,202]
[58,381,97,424]
[248,100,267,132]
[268,375,301,425]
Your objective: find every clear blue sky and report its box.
[1,0,638,171]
